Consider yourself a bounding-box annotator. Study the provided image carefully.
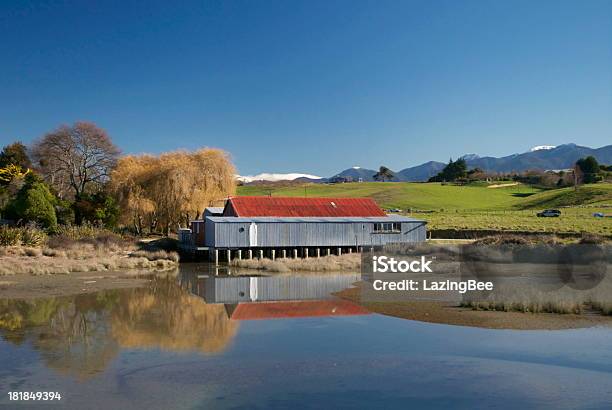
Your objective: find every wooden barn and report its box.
[179,196,426,262]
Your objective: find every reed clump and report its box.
[0,226,47,247]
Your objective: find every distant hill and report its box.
[397,161,446,181]
[329,167,379,182]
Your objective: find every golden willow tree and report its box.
[110,148,236,235]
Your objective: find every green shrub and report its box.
[7,180,57,229]
[73,192,120,229]
[22,184,57,229]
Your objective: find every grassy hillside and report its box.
[237,182,612,236]
[238,182,543,211]
[516,184,612,209]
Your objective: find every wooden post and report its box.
[248,249,253,259]
[282,249,287,259]
[348,247,352,254]
[226,249,231,263]
[338,247,342,256]
[316,248,320,258]
[271,249,276,260]
[293,248,298,258]
[327,248,330,256]
[214,249,219,265]
[259,249,264,259]
[237,250,242,260]
[305,248,309,258]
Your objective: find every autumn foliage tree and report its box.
[110,148,236,235]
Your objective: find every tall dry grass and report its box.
[0,226,179,275]
[231,253,361,273]
[0,252,178,275]
[461,277,612,315]
[0,226,47,247]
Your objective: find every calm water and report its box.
[1,266,612,409]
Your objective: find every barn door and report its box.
[249,222,258,247]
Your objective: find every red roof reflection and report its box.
[229,299,370,320]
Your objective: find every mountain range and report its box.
[330,143,612,182]
[239,143,612,184]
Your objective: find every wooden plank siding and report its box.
[204,217,426,248]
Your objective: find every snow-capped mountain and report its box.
[237,173,323,183]
[530,145,556,152]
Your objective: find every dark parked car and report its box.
[537,209,561,217]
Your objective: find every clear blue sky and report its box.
[1,0,611,176]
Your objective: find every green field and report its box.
[237,182,612,236]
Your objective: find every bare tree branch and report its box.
[31,121,121,204]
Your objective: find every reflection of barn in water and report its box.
[191,275,370,320]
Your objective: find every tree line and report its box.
[366,156,610,187]
[426,156,610,187]
[0,122,236,234]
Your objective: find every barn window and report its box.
[373,222,401,233]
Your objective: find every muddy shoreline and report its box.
[0,271,154,299]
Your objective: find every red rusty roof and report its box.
[224,196,386,217]
[229,299,371,320]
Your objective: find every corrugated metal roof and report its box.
[225,196,387,217]
[206,215,425,223]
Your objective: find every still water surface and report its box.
[1,265,612,409]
